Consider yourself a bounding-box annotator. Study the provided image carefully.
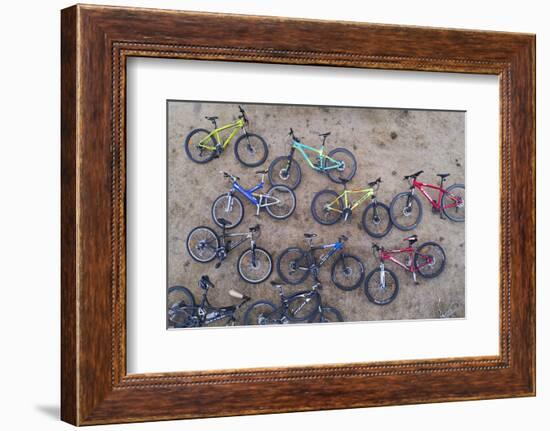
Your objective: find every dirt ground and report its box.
[167,100,465,327]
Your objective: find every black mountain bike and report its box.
[167,275,250,328]
[243,280,344,325]
[186,220,273,284]
[276,233,365,291]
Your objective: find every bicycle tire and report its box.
[237,247,273,284]
[326,148,357,183]
[276,247,310,285]
[184,128,217,164]
[211,194,244,229]
[331,253,365,291]
[186,226,219,263]
[286,291,321,322]
[414,242,446,278]
[310,189,343,225]
[167,286,196,328]
[364,267,400,305]
[362,201,393,238]
[441,183,465,222]
[243,300,279,325]
[268,155,302,190]
[234,133,269,167]
[389,191,423,231]
[315,306,344,323]
[264,185,296,220]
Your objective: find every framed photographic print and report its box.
[61,4,535,425]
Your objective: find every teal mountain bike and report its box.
[268,128,357,190]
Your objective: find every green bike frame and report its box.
[291,139,343,172]
[325,187,375,214]
[197,118,246,151]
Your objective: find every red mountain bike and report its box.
[389,170,465,231]
[364,235,446,305]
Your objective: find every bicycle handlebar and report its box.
[371,243,382,258]
[221,171,240,181]
[288,128,300,142]
[238,105,248,123]
[368,177,382,190]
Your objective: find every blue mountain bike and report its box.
[211,170,296,229]
[276,233,365,291]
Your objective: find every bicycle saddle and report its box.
[205,116,218,121]
[404,170,424,179]
[319,132,331,138]
[217,218,230,226]
[436,173,450,178]
[270,280,286,287]
[255,169,268,174]
[404,235,418,245]
[248,224,260,232]
[304,233,317,239]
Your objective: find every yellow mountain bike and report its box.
[310,177,393,238]
[184,106,268,167]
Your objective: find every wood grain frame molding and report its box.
[61,4,535,425]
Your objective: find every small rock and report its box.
[390,131,398,140]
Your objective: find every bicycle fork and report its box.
[224,191,235,212]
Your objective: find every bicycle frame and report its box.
[219,231,251,253]
[291,139,343,171]
[379,246,433,274]
[196,291,246,325]
[411,178,460,211]
[230,179,264,206]
[198,118,246,151]
[310,241,344,267]
[326,188,375,213]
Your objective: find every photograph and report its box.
[167,100,466,328]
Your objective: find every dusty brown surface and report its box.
[167,101,465,327]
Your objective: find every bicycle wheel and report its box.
[243,301,280,325]
[286,292,321,322]
[237,247,273,284]
[186,226,219,263]
[184,128,217,164]
[442,183,465,222]
[326,148,357,183]
[167,286,196,328]
[268,155,302,190]
[331,254,365,291]
[234,133,268,167]
[264,185,296,219]
[211,194,244,229]
[316,306,344,323]
[389,192,423,231]
[364,268,399,305]
[414,242,446,278]
[362,202,393,238]
[310,189,343,225]
[276,247,310,285]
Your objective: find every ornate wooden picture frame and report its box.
[61,4,535,425]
